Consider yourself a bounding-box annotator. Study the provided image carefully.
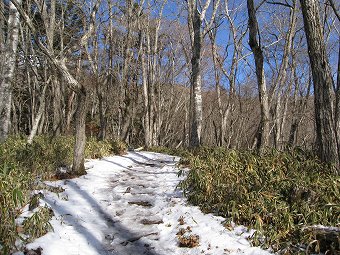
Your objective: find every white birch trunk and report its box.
[0,0,21,142]
[190,7,203,147]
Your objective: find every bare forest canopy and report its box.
[0,0,339,172]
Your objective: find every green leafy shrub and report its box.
[173,147,339,253]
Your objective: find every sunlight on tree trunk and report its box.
[0,0,21,142]
[189,8,203,147]
[72,88,87,175]
[247,0,270,152]
[299,0,340,172]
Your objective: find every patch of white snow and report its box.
[15,151,272,255]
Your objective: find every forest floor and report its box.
[14,151,272,255]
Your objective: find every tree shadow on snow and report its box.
[102,154,178,175]
[122,151,177,167]
[101,158,131,170]
[44,180,161,255]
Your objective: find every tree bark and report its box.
[72,87,87,175]
[271,4,296,149]
[335,41,340,155]
[0,0,4,71]
[141,32,151,147]
[97,88,107,140]
[0,0,21,142]
[27,81,48,144]
[247,0,271,152]
[52,77,62,135]
[299,0,339,171]
[187,0,219,147]
[9,0,101,173]
[189,8,203,147]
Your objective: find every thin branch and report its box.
[256,0,267,11]
[327,0,340,22]
[201,0,212,20]
[265,0,293,9]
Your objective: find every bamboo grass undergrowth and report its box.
[0,135,127,254]
[152,146,340,254]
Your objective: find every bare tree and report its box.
[336,42,340,149]
[268,1,297,149]
[327,0,340,153]
[2,0,337,160]
[187,0,220,147]
[247,0,271,151]
[0,0,21,142]
[0,0,5,69]
[287,46,312,147]
[299,0,339,171]
[10,0,100,174]
[139,0,166,147]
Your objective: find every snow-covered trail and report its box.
[23,151,272,255]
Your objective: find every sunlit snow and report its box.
[16,151,272,255]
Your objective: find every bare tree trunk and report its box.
[187,0,219,147]
[118,0,133,141]
[150,3,165,146]
[0,0,21,142]
[271,3,296,149]
[97,90,107,140]
[52,77,62,135]
[209,30,225,146]
[72,88,87,175]
[335,41,340,152]
[9,0,100,173]
[0,0,4,71]
[147,29,155,146]
[189,8,203,147]
[288,42,312,147]
[208,0,242,147]
[97,0,115,141]
[120,95,134,143]
[287,64,302,147]
[247,0,270,151]
[66,54,82,135]
[141,32,151,147]
[66,91,75,134]
[213,61,223,146]
[300,0,339,171]
[28,81,48,144]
